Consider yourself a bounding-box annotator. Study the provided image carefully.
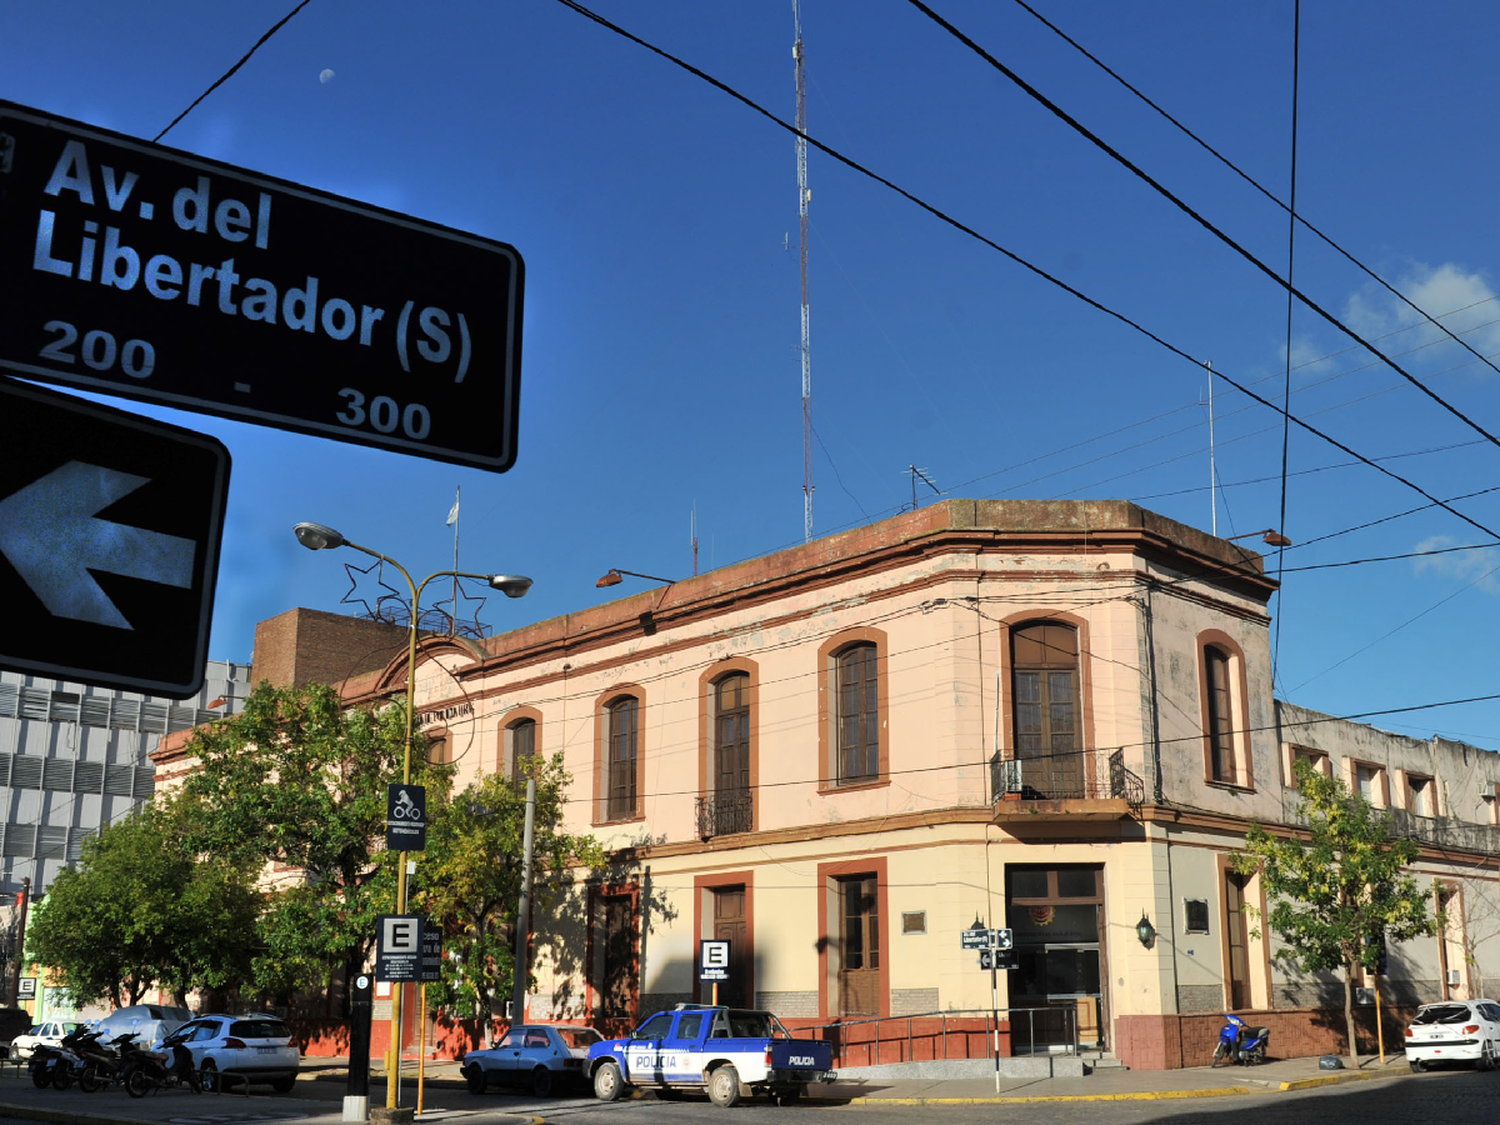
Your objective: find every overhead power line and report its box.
[1006,0,1500,391]
[156,0,315,141]
[551,0,1500,548]
[905,0,1500,456]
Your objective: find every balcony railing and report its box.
[696,789,753,839]
[991,748,1145,816]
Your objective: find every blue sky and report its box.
[5,1,1500,748]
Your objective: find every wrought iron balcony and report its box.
[696,789,753,839]
[991,748,1144,817]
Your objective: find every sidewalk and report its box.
[813,1052,1414,1103]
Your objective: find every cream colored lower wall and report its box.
[522,826,1500,1032]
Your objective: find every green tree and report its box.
[1234,760,1436,1064]
[26,802,260,1007]
[179,680,449,1001]
[414,753,602,1041]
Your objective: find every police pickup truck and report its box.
[587,1004,836,1107]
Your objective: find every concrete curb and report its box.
[1277,1067,1408,1091]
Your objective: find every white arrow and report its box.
[0,460,195,630]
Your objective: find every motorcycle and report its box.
[28,1026,93,1089]
[1211,1013,1269,1066]
[119,1033,201,1098]
[76,1032,134,1092]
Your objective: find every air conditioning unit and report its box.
[1447,968,1462,987]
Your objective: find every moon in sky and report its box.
[319,68,335,84]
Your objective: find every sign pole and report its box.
[990,941,1000,1094]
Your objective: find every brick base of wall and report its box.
[1114,1005,1422,1070]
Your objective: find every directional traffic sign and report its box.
[0,379,228,697]
[0,101,524,472]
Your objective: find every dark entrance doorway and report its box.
[1006,864,1105,1051]
[712,886,750,1008]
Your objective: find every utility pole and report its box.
[794,0,813,543]
[510,778,536,1027]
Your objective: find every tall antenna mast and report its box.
[1206,361,1217,537]
[794,0,813,542]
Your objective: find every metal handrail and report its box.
[799,1004,1080,1068]
[990,747,1144,814]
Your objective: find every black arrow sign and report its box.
[0,378,229,697]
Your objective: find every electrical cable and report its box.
[1006,0,1500,392]
[907,0,1500,455]
[155,0,315,142]
[550,0,1500,550]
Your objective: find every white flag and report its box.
[445,491,460,526]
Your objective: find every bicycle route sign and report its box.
[387,783,427,851]
[0,100,524,472]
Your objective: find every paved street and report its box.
[0,1053,1491,1125]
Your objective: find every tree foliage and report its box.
[26,802,260,1007]
[1234,760,1436,1061]
[178,680,449,999]
[415,753,602,1041]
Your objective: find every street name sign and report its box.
[0,379,228,697]
[699,939,731,983]
[960,927,1014,951]
[375,914,422,982]
[0,101,524,472]
[387,783,427,851]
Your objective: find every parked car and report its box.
[7,1020,80,1060]
[92,1004,193,1050]
[1405,998,1500,1071]
[163,1014,300,1093]
[462,1025,603,1096]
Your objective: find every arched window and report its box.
[607,697,639,820]
[1010,622,1082,795]
[1204,646,1234,782]
[509,717,536,780]
[714,673,750,796]
[835,643,879,784]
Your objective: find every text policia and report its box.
[27,139,473,386]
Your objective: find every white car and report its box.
[7,1021,79,1060]
[163,1014,300,1093]
[1405,998,1500,1071]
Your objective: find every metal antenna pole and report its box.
[795,0,813,542]
[1207,363,1217,537]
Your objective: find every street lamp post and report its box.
[293,522,531,1112]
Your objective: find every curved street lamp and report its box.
[293,522,530,1109]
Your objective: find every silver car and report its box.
[462,1025,602,1096]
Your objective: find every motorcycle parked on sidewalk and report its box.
[119,1034,202,1097]
[28,1026,92,1089]
[1211,1013,1269,1066]
[76,1032,134,1092]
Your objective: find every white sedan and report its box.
[7,1021,79,1060]
[462,1025,602,1097]
[1405,999,1500,1071]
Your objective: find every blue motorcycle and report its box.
[1211,1013,1269,1066]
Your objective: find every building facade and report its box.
[252,500,1500,1068]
